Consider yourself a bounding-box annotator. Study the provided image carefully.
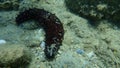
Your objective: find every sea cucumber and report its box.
[16,8,64,59]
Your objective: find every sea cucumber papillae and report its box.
[16,8,64,59]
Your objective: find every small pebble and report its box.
[40,41,45,50]
[76,49,84,54]
[86,51,95,58]
[0,39,6,44]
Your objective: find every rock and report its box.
[0,39,6,44]
[76,49,84,55]
[0,44,32,68]
[0,0,20,10]
[65,0,120,23]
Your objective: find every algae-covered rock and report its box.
[0,44,32,68]
[0,0,20,10]
[65,0,120,22]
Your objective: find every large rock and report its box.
[65,0,120,23]
[0,44,32,68]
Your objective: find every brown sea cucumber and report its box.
[16,8,64,59]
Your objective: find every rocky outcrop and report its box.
[0,44,32,68]
[65,0,120,23]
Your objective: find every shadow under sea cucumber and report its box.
[16,8,64,59]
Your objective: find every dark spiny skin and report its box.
[16,8,64,59]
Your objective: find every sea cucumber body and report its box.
[16,8,64,59]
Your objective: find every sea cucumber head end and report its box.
[44,44,59,59]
